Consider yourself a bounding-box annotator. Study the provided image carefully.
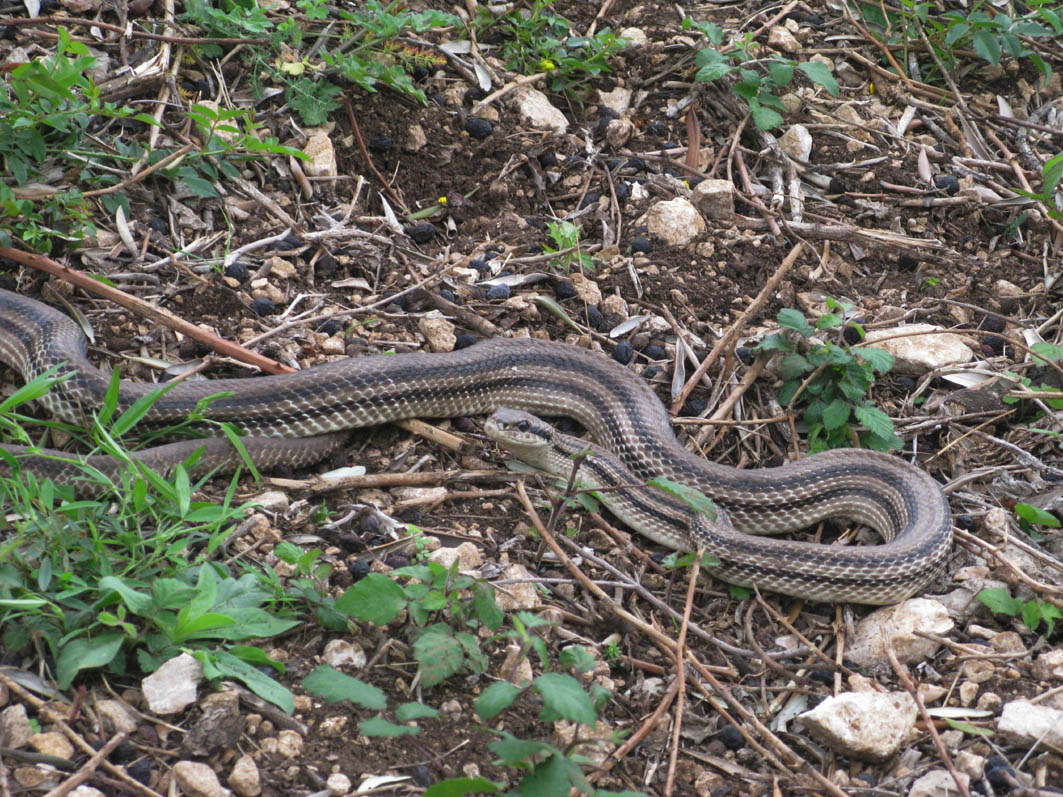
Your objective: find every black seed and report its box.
[381,290,406,310]
[127,760,153,785]
[360,514,381,535]
[625,157,647,172]
[954,514,975,530]
[314,255,338,277]
[808,669,834,685]
[465,117,493,140]
[642,344,667,360]
[411,65,430,81]
[224,261,248,282]
[736,346,754,365]
[369,135,393,151]
[486,283,510,300]
[897,255,920,271]
[642,365,660,379]
[979,315,1006,333]
[349,560,370,581]
[317,319,341,336]
[580,190,601,209]
[935,174,959,195]
[147,218,168,235]
[687,176,703,188]
[718,726,744,751]
[615,182,630,203]
[581,305,604,329]
[895,376,916,393]
[407,223,436,244]
[469,258,492,274]
[553,280,577,300]
[680,397,707,416]
[631,236,652,253]
[828,177,847,194]
[613,340,633,364]
[538,150,558,168]
[645,120,668,137]
[250,297,276,316]
[439,289,456,303]
[410,765,434,788]
[455,333,478,349]
[854,771,876,786]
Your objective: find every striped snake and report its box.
[0,288,952,603]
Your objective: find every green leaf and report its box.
[360,716,420,737]
[816,313,844,329]
[754,332,792,353]
[423,776,501,796]
[335,572,407,625]
[858,347,894,373]
[413,624,465,687]
[749,100,784,130]
[777,308,814,337]
[209,651,294,714]
[488,732,555,766]
[1014,502,1061,527]
[396,702,440,722]
[559,645,596,673]
[533,672,597,725]
[943,718,994,737]
[647,477,717,521]
[767,60,793,87]
[473,583,504,632]
[976,587,1023,616]
[971,29,1001,63]
[301,665,387,710]
[853,405,895,440]
[778,353,812,381]
[98,576,154,615]
[822,399,851,431]
[475,681,524,720]
[56,632,125,688]
[797,60,839,96]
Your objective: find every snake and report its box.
[0,287,952,603]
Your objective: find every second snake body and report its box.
[0,288,952,603]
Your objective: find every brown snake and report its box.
[0,288,952,603]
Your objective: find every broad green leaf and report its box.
[559,645,596,673]
[360,716,420,737]
[972,28,1001,63]
[301,665,387,710]
[648,477,717,521]
[534,672,597,725]
[853,405,895,440]
[822,399,851,431]
[335,572,406,624]
[858,347,894,373]
[1014,502,1061,527]
[423,776,501,796]
[413,624,465,687]
[56,632,124,688]
[98,577,153,615]
[797,60,839,96]
[210,650,294,714]
[475,681,523,720]
[396,702,439,722]
[488,732,555,766]
[976,587,1023,616]
[777,308,814,337]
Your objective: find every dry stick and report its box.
[512,481,843,793]
[671,243,803,414]
[954,529,1063,602]
[41,731,129,797]
[1,247,290,375]
[590,677,681,781]
[470,72,547,116]
[0,672,164,797]
[733,149,782,237]
[81,144,194,198]
[883,640,972,797]
[696,355,769,450]
[344,98,407,213]
[754,594,859,680]
[0,15,269,44]
[664,548,704,796]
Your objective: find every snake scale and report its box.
[0,288,952,603]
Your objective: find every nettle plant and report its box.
[682,17,839,130]
[756,303,901,452]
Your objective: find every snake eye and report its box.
[516,420,530,432]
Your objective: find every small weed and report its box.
[478,0,626,96]
[978,587,1062,637]
[683,17,839,130]
[756,301,901,451]
[544,220,595,274]
[1014,152,1063,221]
[854,0,1059,84]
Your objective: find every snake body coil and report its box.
[0,288,952,603]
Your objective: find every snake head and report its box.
[483,408,554,450]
